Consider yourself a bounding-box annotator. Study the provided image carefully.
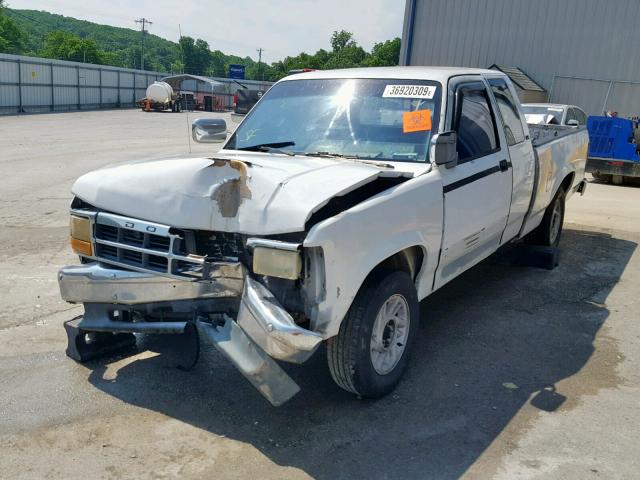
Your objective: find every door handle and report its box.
[499,159,511,172]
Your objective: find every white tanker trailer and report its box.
[137,81,183,112]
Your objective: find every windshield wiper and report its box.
[303,151,394,169]
[237,141,296,155]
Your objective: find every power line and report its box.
[134,17,152,70]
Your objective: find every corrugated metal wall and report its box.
[0,53,166,115]
[401,0,640,116]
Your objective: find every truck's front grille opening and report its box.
[147,255,168,270]
[89,212,206,278]
[121,229,145,247]
[95,224,118,242]
[96,243,118,260]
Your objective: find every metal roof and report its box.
[489,65,545,92]
[161,74,225,91]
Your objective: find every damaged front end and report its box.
[59,203,324,406]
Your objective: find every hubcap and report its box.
[370,294,410,375]
[549,198,562,244]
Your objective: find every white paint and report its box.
[69,66,588,343]
[72,152,422,235]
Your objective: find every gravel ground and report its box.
[0,109,639,479]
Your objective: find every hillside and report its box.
[2,8,400,80]
[6,9,180,71]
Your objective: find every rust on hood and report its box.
[210,159,253,218]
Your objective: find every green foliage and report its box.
[0,1,26,54]
[363,38,401,67]
[1,10,402,81]
[179,36,211,75]
[41,30,103,63]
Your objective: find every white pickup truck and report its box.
[59,67,588,405]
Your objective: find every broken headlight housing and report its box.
[248,239,302,280]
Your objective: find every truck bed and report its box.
[521,124,589,236]
[529,124,580,147]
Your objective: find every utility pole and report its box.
[135,18,152,70]
[178,24,184,74]
[256,48,264,81]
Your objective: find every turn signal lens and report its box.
[70,215,92,242]
[70,236,93,256]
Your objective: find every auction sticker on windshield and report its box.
[383,85,436,99]
[403,109,432,133]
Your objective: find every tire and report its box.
[327,269,419,398]
[527,188,566,247]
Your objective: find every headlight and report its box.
[252,246,302,280]
[69,215,93,256]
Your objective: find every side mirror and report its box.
[566,119,579,127]
[192,118,227,143]
[433,130,458,168]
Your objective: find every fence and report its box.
[0,53,167,115]
[0,53,275,115]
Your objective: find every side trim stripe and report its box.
[443,165,501,193]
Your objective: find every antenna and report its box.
[178,23,185,74]
[135,18,153,70]
[186,109,192,154]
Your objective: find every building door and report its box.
[204,95,213,111]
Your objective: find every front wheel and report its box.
[327,270,419,398]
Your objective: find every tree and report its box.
[330,30,355,52]
[363,38,401,67]
[0,0,26,54]
[179,36,210,75]
[40,31,103,63]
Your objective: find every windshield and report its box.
[225,78,441,163]
[523,105,565,125]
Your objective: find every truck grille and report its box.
[88,211,205,279]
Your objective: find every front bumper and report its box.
[59,262,246,304]
[58,262,323,405]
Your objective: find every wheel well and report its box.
[559,172,575,194]
[371,246,424,282]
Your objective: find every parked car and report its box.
[523,103,587,127]
[59,67,588,406]
[233,88,265,114]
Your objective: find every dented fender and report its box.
[304,170,445,338]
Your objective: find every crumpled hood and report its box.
[72,152,422,234]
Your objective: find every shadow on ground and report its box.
[87,229,636,479]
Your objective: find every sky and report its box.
[7,0,405,62]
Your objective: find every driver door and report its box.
[434,77,513,289]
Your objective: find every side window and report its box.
[487,78,525,146]
[566,108,577,125]
[575,108,587,125]
[454,82,500,162]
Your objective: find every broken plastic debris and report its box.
[502,382,519,390]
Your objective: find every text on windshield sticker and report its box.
[383,85,436,99]
[403,109,432,133]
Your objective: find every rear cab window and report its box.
[487,78,526,145]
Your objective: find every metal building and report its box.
[0,53,274,115]
[400,0,640,116]
[0,53,167,115]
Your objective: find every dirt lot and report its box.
[1,110,639,479]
